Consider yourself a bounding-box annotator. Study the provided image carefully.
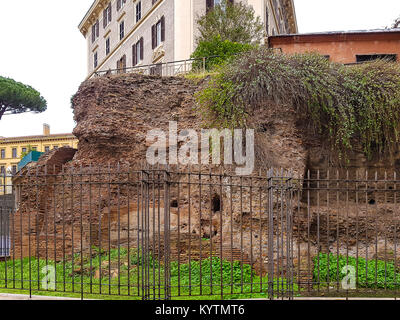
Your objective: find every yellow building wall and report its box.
[0,135,78,194]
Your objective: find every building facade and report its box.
[268,29,400,64]
[0,124,78,179]
[79,0,298,78]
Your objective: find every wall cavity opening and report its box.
[212,194,221,213]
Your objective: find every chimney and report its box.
[43,123,50,136]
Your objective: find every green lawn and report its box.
[0,248,294,300]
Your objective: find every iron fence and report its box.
[0,165,399,300]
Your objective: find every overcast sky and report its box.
[0,0,399,138]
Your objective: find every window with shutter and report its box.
[118,0,126,10]
[120,21,125,40]
[108,3,112,23]
[152,24,156,49]
[106,37,110,55]
[206,0,213,13]
[136,1,142,22]
[96,20,99,37]
[152,17,165,49]
[140,37,144,60]
[117,55,126,73]
[92,25,96,43]
[122,55,126,71]
[132,44,137,66]
[161,16,165,42]
[92,20,100,42]
[94,52,98,68]
[133,38,144,66]
[103,2,112,28]
[156,21,162,46]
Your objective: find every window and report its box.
[152,16,165,49]
[120,21,125,40]
[103,2,112,28]
[150,63,162,76]
[132,37,144,66]
[356,54,397,63]
[106,37,110,55]
[0,166,4,175]
[117,0,126,11]
[0,149,5,159]
[206,0,231,12]
[45,146,50,152]
[136,1,142,22]
[12,165,16,175]
[22,147,27,154]
[53,146,58,150]
[91,19,99,43]
[117,55,126,73]
[32,147,37,151]
[94,52,98,68]
[12,148,17,158]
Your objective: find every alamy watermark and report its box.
[41,265,56,290]
[341,265,356,290]
[146,121,255,176]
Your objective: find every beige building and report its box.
[79,0,298,78]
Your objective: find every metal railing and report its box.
[0,165,399,299]
[94,56,216,78]
[92,48,285,78]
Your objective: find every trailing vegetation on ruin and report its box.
[196,48,400,159]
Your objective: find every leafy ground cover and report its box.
[0,248,293,300]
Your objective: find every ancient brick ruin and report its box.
[10,73,400,282]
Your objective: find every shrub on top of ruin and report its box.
[196,47,400,160]
[190,0,263,72]
[196,0,264,45]
[191,35,254,71]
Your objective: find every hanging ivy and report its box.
[196,48,400,159]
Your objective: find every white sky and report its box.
[0,0,399,138]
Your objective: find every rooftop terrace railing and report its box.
[93,56,217,78]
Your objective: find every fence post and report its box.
[163,168,171,300]
[267,169,274,300]
[203,57,206,73]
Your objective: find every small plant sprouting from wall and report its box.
[196,48,400,160]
